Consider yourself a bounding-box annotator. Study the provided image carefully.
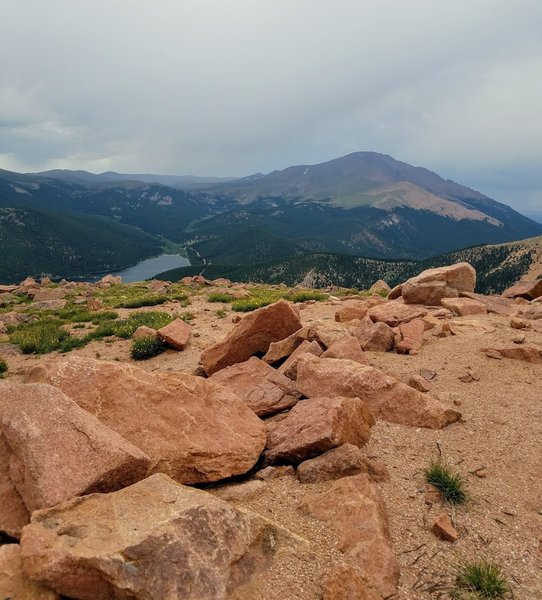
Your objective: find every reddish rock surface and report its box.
[0,435,29,538]
[209,356,300,417]
[335,304,368,323]
[502,279,542,300]
[0,381,151,512]
[460,292,516,316]
[431,513,459,542]
[297,443,387,484]
[296,356,461,429]
[321,563,379,600]
[368,280,391,294]
[20,473,302,600]
[265,396,374,464]
[321,335,367,364]
[278,339,323,379]
[25,357,266,484]
[480,346,542,363]
[441,297,488,316]
[402,281,459,305]
[367,301,427,327]
[396,318,425,354]
[0,543,59,600]
[157,318,191,350]
[356,321,395,352]
[132,325,159,340]
[200,300,302,374]
[300,474,400,598]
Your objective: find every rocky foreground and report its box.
[0,265,541,599]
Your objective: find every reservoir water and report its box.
[88,254,191,283]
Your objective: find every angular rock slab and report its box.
[321,563,379,600]
[21,473,302,600]
[265,397,374,465]
[300,474,400,599]
[157,318,191,350]
[0,381,151,512]
[209,356,300,417]
[321,335,367,365]
[25,357,266,484]
[367,301,427,327]
[200,299,302,375]
[0,543,59,600]
[502,279,542,300]
[441,297,487,316]
[480,346,542,364]
[297,443,371,484]
[278,339,323,380]
[0,435,29,538]
[297,356,461,429]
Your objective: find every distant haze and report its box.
[1,0,541,216]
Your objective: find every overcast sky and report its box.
[1,0,541,218]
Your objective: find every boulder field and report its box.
[0,264,541,599]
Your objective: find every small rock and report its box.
[431,513,458,542]
[512,334,526,344]
[254,465,296,480]
[510,317,529,329]
[157,318,191,350]
[420,369,437,381]
[408,375,431,393]
[133,325,159,340]
[485,349,502,360]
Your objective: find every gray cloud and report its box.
[1,0,541,215]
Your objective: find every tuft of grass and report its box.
[87,311,173,341]
[95,282,189,309]
[215,308,228,318]
[208,292,234,303]
[424,460,468,505]
[9,318,84,354]
[452,560,508,598]
[287,290,328,303]
[131,337,165,360]
[0,359,7,377]
[180,311,195,323]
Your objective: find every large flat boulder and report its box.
[355,321,395,352]
[481,346,542,364]
[391,262,476,305]
[502,279,542,300]
[200,300,302,375]
[460,292,516,316]
[265,397,374,465]
[0,544,59,600]
[0,381,151,512]
[441,297,487,316]
[0,436,29,538]
[367,301,427,327]
[209,356,300,417]
[300,474,400,599]
[321,335,367,364]
[20,473,304,600]
[296,356,461,429]
[25,357,266,484]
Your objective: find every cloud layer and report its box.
[1,0,541,217]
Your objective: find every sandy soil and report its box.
[1,292,541,599]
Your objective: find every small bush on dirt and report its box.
[215,309,228,318]
[208,292,234,303]
[180,311,195,322]
[0,359,7,377]
[131,337,165,360]
[451,560,508,598]
[424,460,467,505]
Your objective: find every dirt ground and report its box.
[1,292,541,599]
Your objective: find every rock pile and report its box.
[1,263,541,598]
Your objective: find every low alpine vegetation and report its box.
[424,460,468,505]
[131,336,165,360]
[9,318,85,354]
[452,560,508,598]
[0,359,7,377]
[208,292,234,303]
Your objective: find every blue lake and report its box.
[89,254,191,283]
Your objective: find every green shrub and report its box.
[231,298,271,312]
[9,318,84,354]
[215,309,227,318]
[131,337,165,360]
[0,359,7,377]
[287,290,328,303]
[208,292,234,303]
[424,460,467,505]
[452,560,508,598]
[180,311,195,323]
[86,311,173,341]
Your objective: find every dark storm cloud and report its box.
[1,0,541,213]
